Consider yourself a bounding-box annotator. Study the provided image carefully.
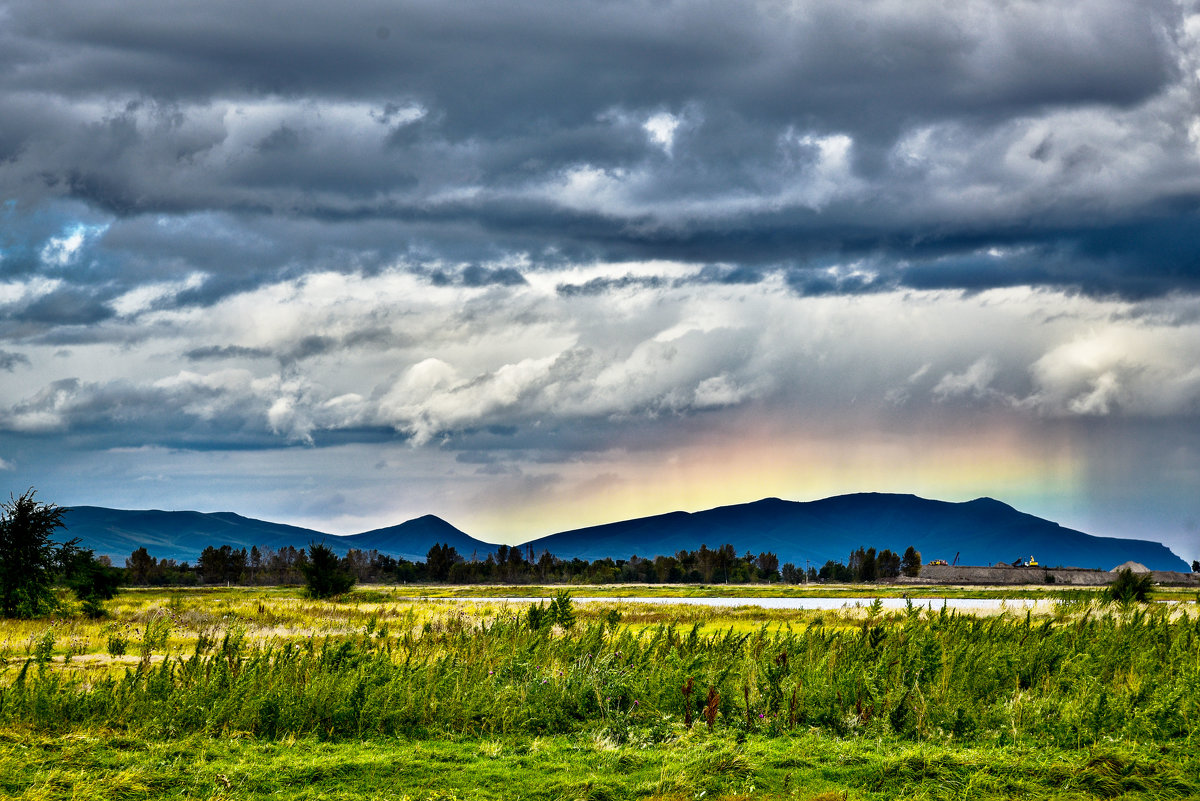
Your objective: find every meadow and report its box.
[1,585,1198,800]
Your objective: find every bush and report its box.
[548,590,575,629]
[1108,568,1153,604]
[106,633,128,658]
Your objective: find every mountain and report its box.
[59,507,491,564]
[343,515,494,563]
[60,493,1189,572]
[521,493,1190,572]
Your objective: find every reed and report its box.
[0,590,1196,752]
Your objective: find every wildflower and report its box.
[633,700,639,706]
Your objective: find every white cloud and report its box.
[4,266,1200,455]
[109,272,205,317]
[1026,324,1200,417]
[643,112,681,154]
[0,276,61,306]
[933,356,1000,401]
[39,223,108,268]
[693,374,750,408]
[1068,371,1122,415]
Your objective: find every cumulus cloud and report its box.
[3,267,1197,458]
[1026,325,1200,417]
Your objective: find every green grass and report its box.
[2,586,1199,799]
[1,729,1195,800]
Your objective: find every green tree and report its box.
[63,549,122,618]
[755,551,780,581]
[425,543,459,582]
[126,546,156,584]
[850,546,878,582]
[901,546,922,578]
[300,542,355,599]
[876,548,902,579]
[0,489,68,618]
[1108,567,1153,605]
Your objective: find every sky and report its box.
[1,0,1199,562]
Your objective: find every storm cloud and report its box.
[1,0,1199,558]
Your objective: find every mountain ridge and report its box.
[56,493,1190,572]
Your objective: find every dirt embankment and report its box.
[899,565,1200,586]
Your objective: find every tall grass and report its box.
[1,601,1197,749]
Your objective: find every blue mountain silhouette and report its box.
[60,492,1188,572]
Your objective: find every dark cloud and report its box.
[454,265,528,288]
[0,350,31,371]
[11,288,116,326]
[0,0,1189,304]
[556,274,665,297]
[895,214,1200,299]
[1,1,1174,128]
[185,345,272,361]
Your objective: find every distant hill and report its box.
[520,493,1190,572]
[59,507,491,564]
[344,515,496,563]
[60,493,1189,572]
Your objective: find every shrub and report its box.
[1108,568,1153,604]
[548,590,575,629]
[107,633,128,658]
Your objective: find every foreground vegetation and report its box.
[2,586,1199,799]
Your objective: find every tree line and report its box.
[120,541,925,586]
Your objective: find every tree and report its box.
[901,546,922,578]
[1108,567,1153,605]
[1193,560,1199,574]
[818,559,853,582]
[301,542,355,598]
[0,489,68,618]
[876,549,902,579]
[426,543,459,582]
[849,547,877,582]
[126,546,156,584]
[755,551,780,581]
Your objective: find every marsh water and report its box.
[406,595,1047,612]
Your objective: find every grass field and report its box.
[1,585,1198,799]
